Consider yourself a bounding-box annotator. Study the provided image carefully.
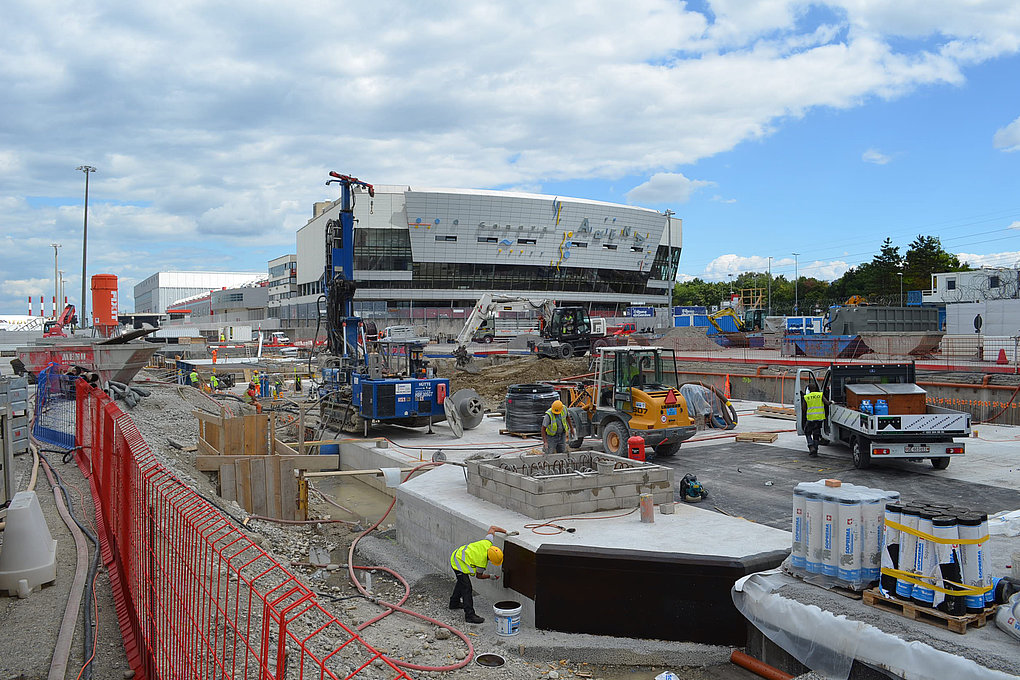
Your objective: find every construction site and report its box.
[1,173,1020,680]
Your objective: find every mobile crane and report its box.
[314,172,482,436]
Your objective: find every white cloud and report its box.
[1008,221,1020,230]
[994,116,1020,151]
[862,148,892,164]
[694,254,849,282]
[711,195,738,204]
[955,251,1020,268]
[626,173,715,205]
[2,1,1020,311]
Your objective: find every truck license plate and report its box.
[904,445,929,453]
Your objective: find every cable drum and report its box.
[505,383,558,434]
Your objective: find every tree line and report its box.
[674,235,969,315]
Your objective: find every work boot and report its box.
[465,613,485,624]
[449,599,462,610]
[808,445,818,457]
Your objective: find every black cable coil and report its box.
[505,383,558,434]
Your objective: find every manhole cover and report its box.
[476,654,506,667]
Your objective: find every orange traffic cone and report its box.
[997,348,1008,365]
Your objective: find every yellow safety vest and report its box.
[210,375,219,387]
[450,538,492,574]
[804,392,825,421]
[545,409,567,436]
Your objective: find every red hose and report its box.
[345,461,477,671]
[730,650,794,680]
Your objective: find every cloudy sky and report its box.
[2,0,1020,314]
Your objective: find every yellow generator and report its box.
[557,346,696,458]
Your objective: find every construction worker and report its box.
[189,367,200,388]
[802,386,825,457]
[449,525,508,624]
[209,373,220,392]
[542,400,568,455]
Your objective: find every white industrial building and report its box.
[922,268,1020,304]
[133,271,265,314]
[278,184,681,327]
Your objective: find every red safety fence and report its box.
[74,380,411,680]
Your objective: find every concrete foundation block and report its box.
[596,497,618,511]
[509,486,528,503]
[570,500,598,514]
[518,476,540,494]
[660,502,675,515]
[564,488,595,503]
[539,477,575,493]
[531,491,566,508]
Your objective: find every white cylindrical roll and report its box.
[838,495,863,586]
[805,490,824,574]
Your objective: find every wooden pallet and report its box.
[499,429,540,439]
[755,405,797,420]
[735,431,779,443]
[862,588,991,634]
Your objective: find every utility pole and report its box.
[792,252,800,315]
[767,256,772,316]
[50,243,60,317]
[898,271,904,306]
[77,165,96,329]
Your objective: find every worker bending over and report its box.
[450,525,508,624]
[189,368,200,388]
[542,400,568,455]
[802,386,825,457]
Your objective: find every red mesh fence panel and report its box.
[74,380,411,680]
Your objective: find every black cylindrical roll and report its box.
[505,383,558,434]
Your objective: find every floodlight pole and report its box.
[77,165,96,329]
[792,252,800,315]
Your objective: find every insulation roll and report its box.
[837,495,862,586]
[821,491,840,577]
[805,490,824,574]
[912,510,937,608]
[957,512,987,613]
[895,505,921,600]
[791,485,808,570]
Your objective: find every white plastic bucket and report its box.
[493,600,521,636]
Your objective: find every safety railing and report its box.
[71,379,410,680]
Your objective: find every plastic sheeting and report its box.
[732,569,1017,680]
[679,384,729,427]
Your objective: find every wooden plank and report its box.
[250,457,268,517]
[191,410,225,424]
[303,467,417,479]
[236,458,252,513]
[225,417,245,455]
[754,405,797,421]
[194,454,340,472]
[735,432,779,443]
[219,464,236,503]
[275,439,299,457]
[270,413,277,455]
[197,439,218,456]
[257,415,269,455]
[280,459,298,521]
[268,457,283,519]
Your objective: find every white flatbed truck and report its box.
[795,363,970,470]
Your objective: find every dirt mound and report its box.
[657,325,721,350]
[435,356,591,410]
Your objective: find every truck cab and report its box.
[795,363,969,470]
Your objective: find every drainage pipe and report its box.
[729,650,794,680]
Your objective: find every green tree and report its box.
[903,235,968,292]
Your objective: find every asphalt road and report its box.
[660,441,1020,531]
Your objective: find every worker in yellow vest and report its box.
[449,525,508,623]
[802,386,826,457]
[542,400,568,455]
[209,373,220,392]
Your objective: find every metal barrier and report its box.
[71,379,410,680]
[32,365,77,450]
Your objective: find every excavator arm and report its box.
[43,304,77,338]
[454,294,558,367]
[707,308,746,334]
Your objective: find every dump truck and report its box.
[794,363,970,469]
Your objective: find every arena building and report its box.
[278,184,681,329]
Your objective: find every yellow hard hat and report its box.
[551,400,564,414]
[487,546,504,566]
